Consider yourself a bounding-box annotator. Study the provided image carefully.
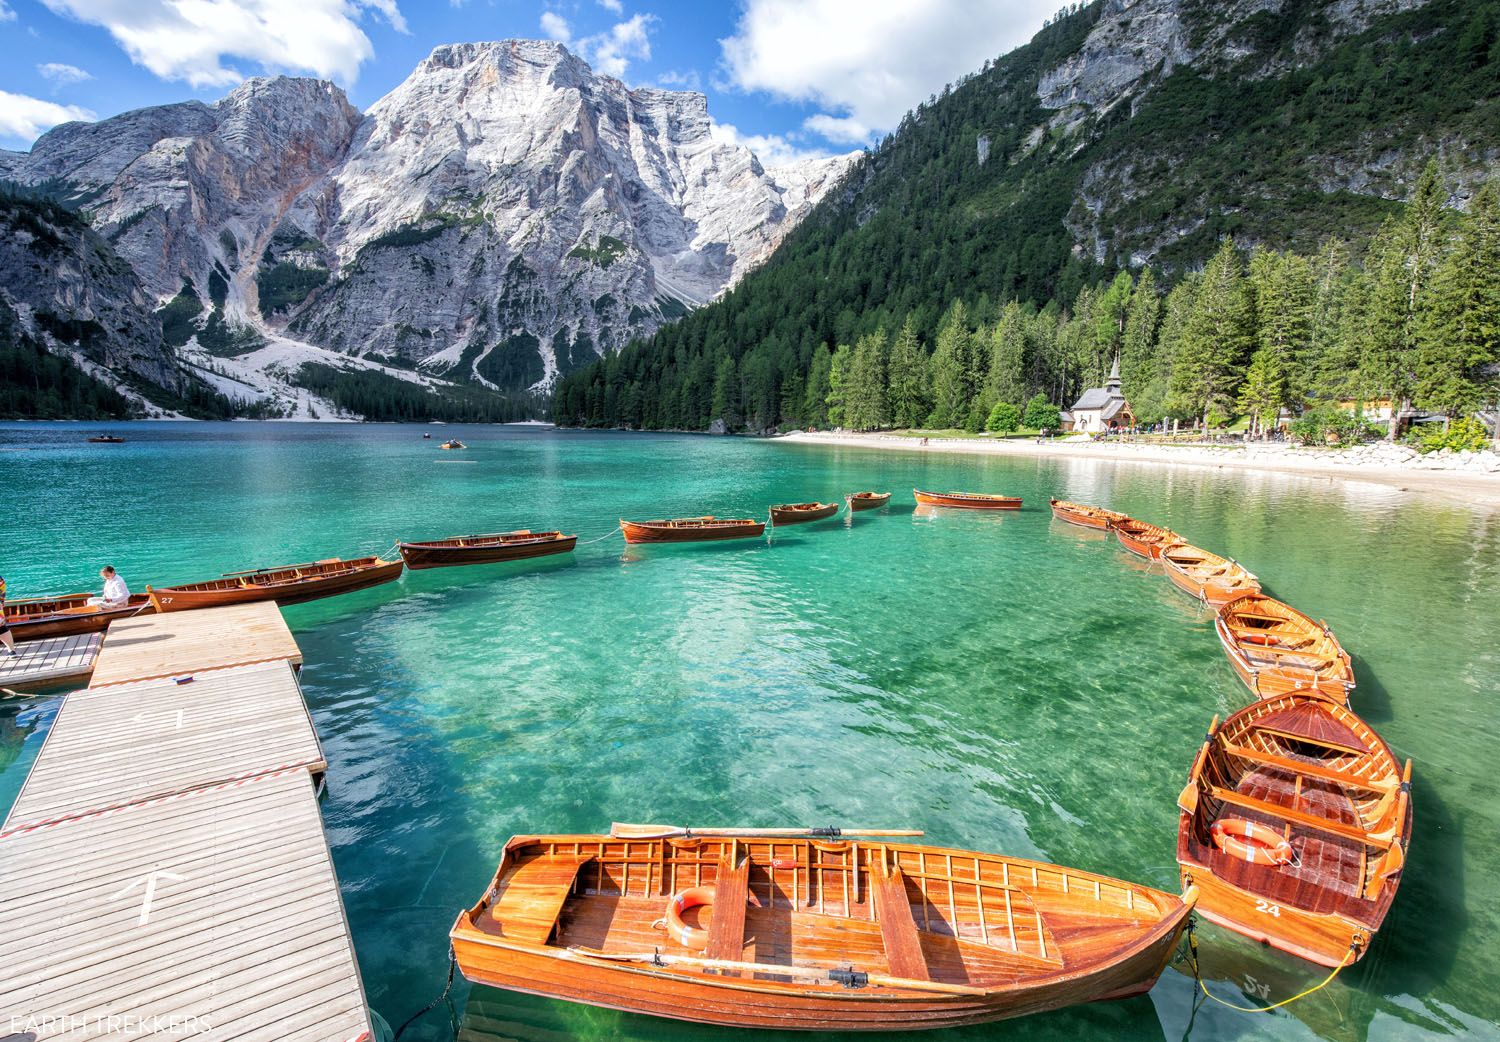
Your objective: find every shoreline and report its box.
[774,431,1500,510]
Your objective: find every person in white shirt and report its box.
[90,566,131,609]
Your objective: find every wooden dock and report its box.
[3,659,327,832]
[0,771,371,1041]
[0,605,372,1041]
[88,600,302,687]
[0,632,101,693]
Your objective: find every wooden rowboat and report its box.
[620,517,765,544]
[1177,695,1411,967]
[398,530,577,569]
[147,556,403,612]
[2,592,154,642]
[1109,518,1182,560]
[1160,543,1260,606]
[1215,593,1355,704]
[1049,500,1129,530]
[452,825,1196,1031]
[847,491,892,511]
[913,489,1022,510]
[769,502,839,525]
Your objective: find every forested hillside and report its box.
[554,0,1500,433]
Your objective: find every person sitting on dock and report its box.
[0,574,15,657]
[89,565,130,609]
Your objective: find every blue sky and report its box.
[0,0,1059,160]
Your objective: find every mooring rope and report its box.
[391,945,457,1040]
[576,524,623,546]
[1184,916,1354,1014]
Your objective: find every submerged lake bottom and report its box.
[2,422,1497,1042]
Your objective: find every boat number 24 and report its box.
[1254,899,1281,917]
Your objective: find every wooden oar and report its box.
[611,822,923,841]
[563,947,986,996]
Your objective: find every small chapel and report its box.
[1065,357,1134,433]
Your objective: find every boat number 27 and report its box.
[1254,899,1281,917]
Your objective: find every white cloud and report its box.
[539,11,571,45]
[596,0,623,12]
[0,1,16,22]
[575,13,654,80]
[710,119,834,169]
[39,0,409,88]
[38,62,95,86]
[802,112,869,145]
[654,68,700,91]
[721,0,1054,145]
[0,89,95,142]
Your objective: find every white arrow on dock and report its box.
[110,866,186,925]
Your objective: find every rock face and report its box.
[283,41,849,389]
[0,191,181,393]
[1039,0,1426,129]
[3,41,851,398]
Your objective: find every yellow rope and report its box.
[1188,920,1355,1013]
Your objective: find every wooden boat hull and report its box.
[1213,605,1354,705]
[1111,521,1179,560]
[4,594,154,642]
[847,493,892,511]
[453,917,1185,1030]
[1049,500,1127,530]
[399,533,577,569]
[1177,864,1371,968]
[148,558,404,611]
[913,490,1022,510]
[621,519,765,544]
[770,503,839,525]
[1176,695,1411,968]
[1161,547,1260,606]
[453,833,1192,1031]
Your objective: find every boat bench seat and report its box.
[705,856,751,961]
[870,864,931,981]
[489,853,590,945]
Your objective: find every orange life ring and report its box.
[656,887,716,950]
[1211,818,1294,866]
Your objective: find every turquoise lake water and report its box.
[1,421,1498,1042]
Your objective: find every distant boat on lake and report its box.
[847,491,892,511]
[399,530,576,569]
[620,517,765,543]
[769,502,839,525]
[914,489,1022,510]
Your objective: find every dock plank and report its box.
[88,602,301,687]
[0,632,100,693]
[2,660,326,832]
[0,770,371,1042]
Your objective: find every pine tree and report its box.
[1359,161,1450,438]
[1170,240,1253,427]
[886,316,931,428]
[1120,267,1161,420]
[803,345,833,427]
[1242,248,1313,434]
[1414,182,1500,422]
[844,330,890,430]
[982,302,1028,408]
[1094,270,1134,380]
[1306,238,1356,400]
[926,301,971,428]
[826,344,854,428]
[711,353,739,428]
